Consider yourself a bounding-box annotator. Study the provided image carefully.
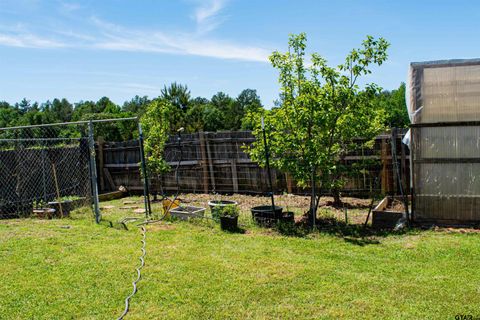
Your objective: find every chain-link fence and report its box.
[0,123,91,219]
[0,117,149,222]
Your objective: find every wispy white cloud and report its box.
[0,1,271,62]
[0,32,65,48]
[90,16,270,62]
[193,0,227,33]
[59,1,81,13]
[194,0,225,24]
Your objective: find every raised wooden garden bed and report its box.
[372,196,408,229]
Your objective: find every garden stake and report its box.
[138,122,151,218]
[51,162,63,217]
[261,117,276,213]
[363,176,380,227]
[364,198,375,227]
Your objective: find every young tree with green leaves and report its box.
[247,33,389,223]
[140,99,173,197]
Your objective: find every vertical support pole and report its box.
[199,131,210,193]
[205,134,216,193]
[138,122,151,218]
[88,121,101,223]
[42,141,47,203]
[401,136,407,193]
[391,129,398,196]
[311,166,316,228]
[261,117,275,212]
[410,127,415,223]
[97,136,105,192]
[381,137,388,195]
[231,159,238,193]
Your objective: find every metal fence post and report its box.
[88,121,101,223]
[138,122,151,218]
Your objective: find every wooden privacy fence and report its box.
[95,130,409,196]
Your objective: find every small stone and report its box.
[134,208,145,214]
[120,206,139,210]
[405,243,415,249]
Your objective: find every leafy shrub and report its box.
[219,204,239,218]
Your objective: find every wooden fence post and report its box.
[231,159,238,193]
[286,172,293,194]
[381,137,389,194]
[199,132,209,194]
[401,137,407,193]
[391,129,398,196]
[205,133,216,193]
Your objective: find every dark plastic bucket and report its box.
[281,211,295,224]
[48,200,73,217]
[251,205,283,226]
[220,216,238,231]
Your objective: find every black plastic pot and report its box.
[48,200,73,217]
[220,215,238,231]
[251,205,283,226]
[208,200,238,220]
[281,211,295,224]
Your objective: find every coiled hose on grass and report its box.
[117,225,147,320]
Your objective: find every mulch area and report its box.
[173,193,372,225]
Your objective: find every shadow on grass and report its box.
[98,219,129,230]
[324,200,372,210]
[220,226,247,234]
[276,217,411,246]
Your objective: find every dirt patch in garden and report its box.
[383,199,406,212]
[173,193,372,225]
[433,226,480,234]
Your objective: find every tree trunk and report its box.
[332,187,342,207]
[310,169,317,227]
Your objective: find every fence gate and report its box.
[0,117,149,222]
[0,123,92,219]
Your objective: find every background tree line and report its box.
[0,82,408,138]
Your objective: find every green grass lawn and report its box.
[1,196,480,319]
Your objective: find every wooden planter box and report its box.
[372,196,408,229]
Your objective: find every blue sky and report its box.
[1,0,479,107]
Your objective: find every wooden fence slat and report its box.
[199,132,209,193]
[96,130,409,196]
[205,134,216,192]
